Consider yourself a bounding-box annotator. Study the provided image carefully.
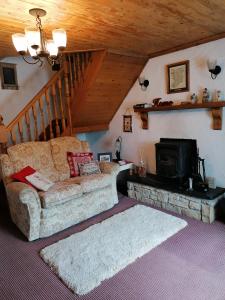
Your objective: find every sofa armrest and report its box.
[6,182,41,241]
[99,162,121,176]
[0,154,14,185]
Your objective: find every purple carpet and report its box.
[1,194,225,300]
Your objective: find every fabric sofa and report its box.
[0,136,120,241]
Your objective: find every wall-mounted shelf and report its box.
[133,101,225,130]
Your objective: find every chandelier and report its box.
[12,8,67,68]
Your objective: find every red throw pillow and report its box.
[67,152,93,177]
[11,166,36,187]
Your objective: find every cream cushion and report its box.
[50,137,90,180]
[69,173,112,193]
[39,179,83,208]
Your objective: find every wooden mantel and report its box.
[134,101,225,130]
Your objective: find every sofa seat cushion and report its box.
[38,180,83,209]
[68,173,112,193]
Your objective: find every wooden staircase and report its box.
[0,48,147,152]
[0,50,98,152]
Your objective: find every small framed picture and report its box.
[167,60,189,94]
[0,62,19,90]
[123,115,132,132]
[97,152,112,162]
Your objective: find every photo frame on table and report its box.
[0,62,19,90]
[167,60,189,94]
[123,115,132,132]
[97,152,112,162]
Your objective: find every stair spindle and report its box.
[39,97,46,141]
[32,104,38,141]
[68,54,74,89]
[74,53,79,84]
[51,84,60,137]
[64,62,73,135]
[25,111,32,141]
[18,119,24,143]
[10,129,16,145]
[57,78,66,132]
[45,91,54,139]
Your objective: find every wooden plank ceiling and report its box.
[1,0,225,58]
[2,0,225,132]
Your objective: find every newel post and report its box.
[64,61,73,136]
[0,115,9,154]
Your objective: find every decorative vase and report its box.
[138,160,146,177]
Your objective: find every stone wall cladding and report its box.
[127,181,224,223]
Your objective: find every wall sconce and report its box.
[138,77,149,91]
[207,59,221,79]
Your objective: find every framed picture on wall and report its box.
[0,62,19,90]
[167,60,189,94]
[97,152,112,162]
[123,115,132,132]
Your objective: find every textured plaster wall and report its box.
[0,57,52,125]
[89,38,225,187]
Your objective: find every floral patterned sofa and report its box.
[0,136,120,241]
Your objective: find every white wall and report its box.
[0,57,53,125]
[91,38,225,187]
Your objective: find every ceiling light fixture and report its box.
[12,8,67,68]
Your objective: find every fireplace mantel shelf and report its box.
[133,101,225,130]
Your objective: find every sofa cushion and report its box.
[26,171,54,192]
[50,137,91,181]
[7,142,59,182]
[68,173,112,193]
[67,152,93,177]
[78,160,101,176]
[38,180,83,208]
[11,166,36,187]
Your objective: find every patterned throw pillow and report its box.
[25,172,54,192]
[67,152,93,177]
[78,161,101,176]
[11,166,36,187]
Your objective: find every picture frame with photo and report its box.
[123,115,132,132]
[167,60,189,94]
[97,152,112,162]
[0,62,19,90]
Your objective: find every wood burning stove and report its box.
[155,138,198,183]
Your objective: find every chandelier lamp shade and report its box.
[12,8,67,68]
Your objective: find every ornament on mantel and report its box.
[215,90,222,101]
[190,93,198,104]
[202,88,210,103]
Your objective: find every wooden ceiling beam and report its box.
[148,31,225,58]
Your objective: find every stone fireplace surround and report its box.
[127,180,224,223]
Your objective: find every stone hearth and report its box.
[127,181,224,223]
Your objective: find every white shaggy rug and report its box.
[40,205,187,295]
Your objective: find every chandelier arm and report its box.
[22,56,41,65]
[39,58,44,67]
[22,56,40,65]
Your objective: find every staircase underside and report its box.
[72,52,147,132]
